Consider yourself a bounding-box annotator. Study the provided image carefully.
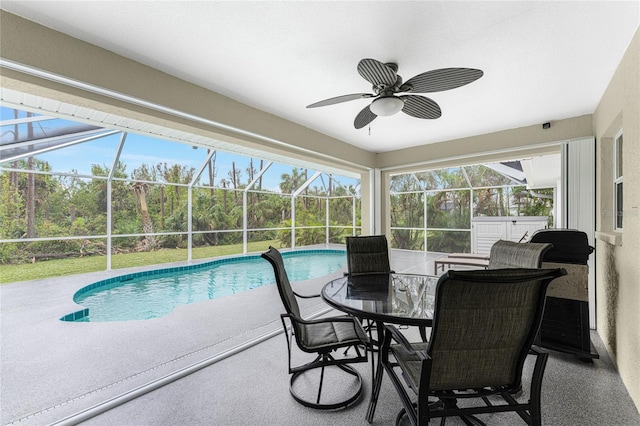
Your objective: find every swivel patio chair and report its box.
[261,246,370,410]
[487,240,552,269]
[368,267,566,426]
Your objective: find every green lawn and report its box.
[0,240,282,284]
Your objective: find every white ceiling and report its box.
[2,1,639,154]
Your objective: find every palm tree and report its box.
[131,181,155,251]
[280,168,305,194]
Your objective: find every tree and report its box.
[156,162,194,216]
[280,168,305,194]
[131,181,155,250]
[220,178,229,213]
[228,161,241,204]
[0,172,24,240]
[0,115,365,268]
[246,158,257,206]
[389,174,424,250]
[26,157,36,238]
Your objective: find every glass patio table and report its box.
[321,272,439,328]
[321,272,439,420]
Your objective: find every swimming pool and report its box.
[61,249,346,322]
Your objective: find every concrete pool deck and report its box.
[2,246,638,425]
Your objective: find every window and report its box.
[614,130,623,230]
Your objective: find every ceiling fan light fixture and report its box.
[370,96,404,116]
[308,59,483,128]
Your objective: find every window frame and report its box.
[614,130,623,231]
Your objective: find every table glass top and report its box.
[322,273,439,325]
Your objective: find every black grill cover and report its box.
[530,229,594,265]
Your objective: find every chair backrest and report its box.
[488,239,552,269]
[345,235,391,276]
[426,268,564,391]
[261,247,301,318]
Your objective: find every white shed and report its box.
[471,216,549,255]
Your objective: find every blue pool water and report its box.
[62,249,346,322]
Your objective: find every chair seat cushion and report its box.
[300,316,368,351]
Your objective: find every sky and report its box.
[0,106,359,194]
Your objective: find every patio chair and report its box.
[369,267,566,426]
[345,235,393,276]
[345,235,433,340]
[487,239,552,269]
[261,246,369,410]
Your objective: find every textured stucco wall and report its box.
[593,27,640,413]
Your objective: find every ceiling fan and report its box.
[306,58,483,129]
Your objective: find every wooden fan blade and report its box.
[357,58,397,87]
[306,93,374,108]
[400,95,442,119]
[354,105,377,129]
[402,68,483,93]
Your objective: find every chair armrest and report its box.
[284,313,358,327]
[293,291,320,299]
[383,324,429,361]
[529,345,547,356]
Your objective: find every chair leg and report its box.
[529,351,549,426]
[317,364,326,405]
[440,398,486,426]
[396,407,408,425]
[289,354,364,410]
[460,415,486,426]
